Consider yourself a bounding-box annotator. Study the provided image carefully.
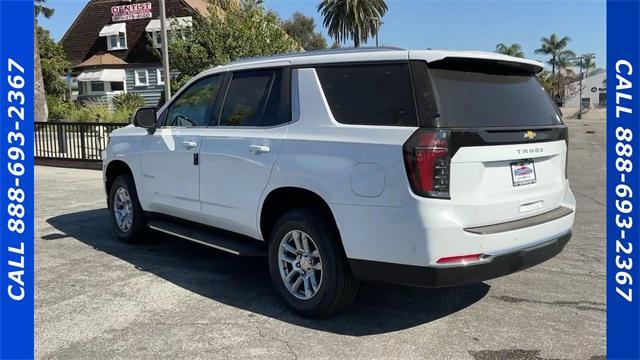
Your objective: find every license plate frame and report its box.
[510,159,537,187]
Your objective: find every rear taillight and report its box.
[403,129,451,199]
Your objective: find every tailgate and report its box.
[449,136,568,227]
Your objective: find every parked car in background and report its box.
[103,48,575,317]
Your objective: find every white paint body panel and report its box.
[198,126,287,238]
[104,48,572,270]
[140,128,203,219]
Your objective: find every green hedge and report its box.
[46,96,134,123]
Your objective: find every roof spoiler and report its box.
[429,56,544,74]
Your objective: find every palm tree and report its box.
[317,0,387,47]
[534,33,575,76]
[35,0,54,121]
[577,52,596,76]
[495,43,524,58]
[556,51,577,75]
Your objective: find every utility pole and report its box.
[566,55,592,120]
[159,0,171,100]
[578,57,584,120]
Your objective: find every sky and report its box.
[42,0,606,69]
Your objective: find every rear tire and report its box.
[108,174,146,243]
[268,207,359,317]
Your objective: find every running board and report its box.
[147,219,266,257]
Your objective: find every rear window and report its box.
[315,63,418,126]
[429,65,562,128]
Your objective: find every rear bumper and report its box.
[349,231,571,288]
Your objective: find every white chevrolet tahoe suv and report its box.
[103,48,575,317]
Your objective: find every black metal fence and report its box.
[34,122,129,162]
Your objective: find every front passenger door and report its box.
[140,75,223,220]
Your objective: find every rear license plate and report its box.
[510,159,536,186]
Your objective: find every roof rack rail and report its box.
[227,46,406,65]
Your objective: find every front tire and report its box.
[268,207,359,317]
[108,174,146,243]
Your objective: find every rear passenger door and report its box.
[198,67,291,238]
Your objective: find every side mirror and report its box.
[133,107,157,131]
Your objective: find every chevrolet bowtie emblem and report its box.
[524,130,537,140]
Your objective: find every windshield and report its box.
[430,68,562,128]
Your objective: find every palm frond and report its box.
[318,0,387,47]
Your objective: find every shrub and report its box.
[46,95,74,120]
[112,93,145,111]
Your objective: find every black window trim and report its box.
[158,72,225,129]
[409,60,445,128]
[214,66,293,129]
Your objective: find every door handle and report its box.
[182,140,198,149]
[249,145,271,154]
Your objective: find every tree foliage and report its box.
[317,0,387,47]
[35,0,54,121]
[282,12,327,51]
[577,52,596,75]
[37,26,70,98]
[495,43,524,58]
[537,71,553,94]
[534,33,575,76]
[112,93,145,111]
[35,0,54,19]
[167,2,300,89]
[534,33,576,97]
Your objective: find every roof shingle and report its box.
[61,0,206,69]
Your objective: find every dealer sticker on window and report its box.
[510,159,537,186]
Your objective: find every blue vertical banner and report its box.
[0,0,35,359]
[607,0,640,359]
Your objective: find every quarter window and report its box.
[165,75,222,127]
[219,69,290,127]
[315,63,418,126]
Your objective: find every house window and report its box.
[599,92,607,107]
[135,70,149,86]
[90,81,105,93]
[157,69,165,85]
[149,31,163,48]
[111,82,124,91]
[146,17,192,48]
[107,32,127,50]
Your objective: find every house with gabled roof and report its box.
[61,0,211,107]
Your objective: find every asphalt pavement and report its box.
[35,118,606,359]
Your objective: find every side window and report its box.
[315,63,418,126]
[165,75,221,127]
[219,69,290,127]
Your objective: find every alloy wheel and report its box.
[113,186,133,233]
[278,229,323,300]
